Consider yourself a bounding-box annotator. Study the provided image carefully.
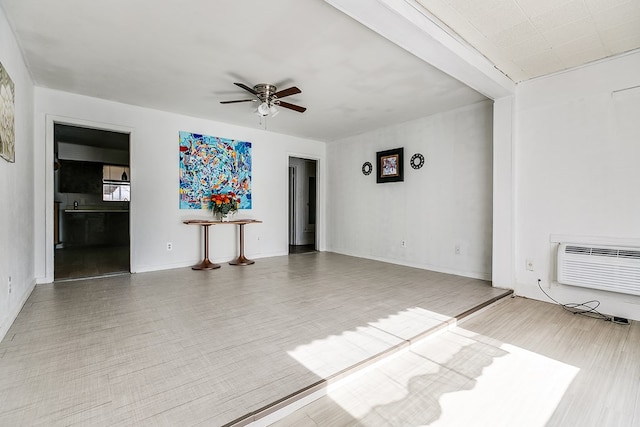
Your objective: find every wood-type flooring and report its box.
[1,252,510,425]
[275,296,640,427]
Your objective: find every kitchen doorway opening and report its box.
[53,123,131,280]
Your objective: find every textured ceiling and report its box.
[0,0,487,141]
[415,0,640,81]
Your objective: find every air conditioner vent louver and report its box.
[591,248,618,257]
[619,250,640,260]
[565,245,591,255]
[557,243,640,296]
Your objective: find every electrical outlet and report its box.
[454,244,461,255]
[166,242,173,251]
[526,259,534,271]
[8,276,11,294]
[401,240,406,248]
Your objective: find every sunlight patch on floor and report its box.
[286,307,452,379]
[368,307,453,340]
[286,307,579,427]
[430,341,579,426]
[324,327,579,426]
[286,325,404,379]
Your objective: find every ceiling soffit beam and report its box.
[324,0,515,100]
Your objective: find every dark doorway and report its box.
[53,124,131,280]
[288,157,317,254]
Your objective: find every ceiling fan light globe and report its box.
[257,102,270,116]
[269,105,279,117]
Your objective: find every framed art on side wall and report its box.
[0,61,15,163]
[376,147,403,183]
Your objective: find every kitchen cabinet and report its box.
[62,211,129,247]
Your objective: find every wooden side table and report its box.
[183,219,262,269]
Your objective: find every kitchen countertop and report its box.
[64,209,129,213]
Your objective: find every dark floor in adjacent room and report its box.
[54,244,130,280]
[289,244,316,254]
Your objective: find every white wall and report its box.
[0,6,35,340]
[514,51,640,320]
[327,101,493,280]
[34,88,326,281]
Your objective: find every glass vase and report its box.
[221,210,235,222]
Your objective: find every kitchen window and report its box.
[103,165,130,201]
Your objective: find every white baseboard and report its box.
[0,278,36,343]
[329,248,491,281]
[133,251,291,273]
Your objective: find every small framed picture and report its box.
[376,147,404,183]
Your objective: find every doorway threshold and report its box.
[54,271,130,283]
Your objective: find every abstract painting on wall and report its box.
[179,131,252,209]
[0,61,15,163]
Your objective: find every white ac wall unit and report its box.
[557,243,640,296]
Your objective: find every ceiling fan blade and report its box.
[278,101,307,113]
[234,82,258,95]
[273,86,301,98]
[220,99,255,104]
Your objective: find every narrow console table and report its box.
[183,219,262,270]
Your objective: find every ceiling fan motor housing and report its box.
[220,82,305,113]
[254,83,278,103]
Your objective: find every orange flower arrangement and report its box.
[209,191,240,218]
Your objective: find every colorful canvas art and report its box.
[179,131,252,209]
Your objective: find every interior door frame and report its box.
[287,155,319,250]
[288,166,296,245]
[43,115,134,283]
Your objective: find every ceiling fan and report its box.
[220,82,307,117]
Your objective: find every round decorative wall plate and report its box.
[410,153,425,170]
[362,161,372,175]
